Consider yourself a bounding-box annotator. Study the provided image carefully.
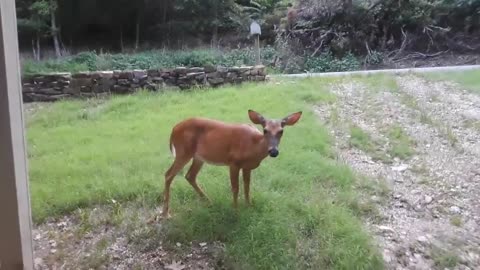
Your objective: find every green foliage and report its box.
[21,48,280,74]
[27,78,383,269]
[304,52,361,73]
[22,47,365,75]
[349,125,390,163]
[387,126,415,160]
[365,51,384,66]
[431,247,459,269]
[71,52,98,71]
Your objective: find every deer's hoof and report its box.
[162,212,172,220]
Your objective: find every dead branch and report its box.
[392,50,449,63]
[311,40,324,57]
[391,28,408,60]
[309,30,335,57]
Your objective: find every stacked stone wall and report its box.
[22,65,267,102]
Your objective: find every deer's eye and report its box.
[278,130,284,135]
[263,129,269,135]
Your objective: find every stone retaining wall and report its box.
[22,65,267,102]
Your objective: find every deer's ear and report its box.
[281,111,302,126]
[248,110,265,125]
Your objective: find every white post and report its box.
[255,34,261,65]
[250,21,262,65]
[0,0,35,269]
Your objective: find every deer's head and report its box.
[248,110,302,158]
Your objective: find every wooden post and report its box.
[0,0,35,269]
[255,34,261,65]
[249,21,261,65]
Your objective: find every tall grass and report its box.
[27,78,383,269]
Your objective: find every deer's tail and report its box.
[169,134,176,158]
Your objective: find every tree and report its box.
[17,0,50,60]
[28,0,63,58]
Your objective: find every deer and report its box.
[161,110,302,219]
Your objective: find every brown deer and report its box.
[162,110,302,218]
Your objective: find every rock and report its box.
[34,258,44,268]
[383,249,394,263]
[449,206,461,214]
[394,202,404,208]
[207,77,224,86]
[116,71,135,80]
[186,72,205,79]
[187,67,204,73]
[424,195,433,204]
[174,67,188,74]
[462,109,480,121]
[147,69,160,77]
[255,75,266,81]
[72,72,91,79]
[199,242,207,247]
[132,70,147,80]
[392,164,409,172]
[112,85,132,94]
[70,78,92,88]
[417,236,429,244]
[57,221,67,228]
[204,64,216,73]
[412,259,430,270]
[49,240,57,248]
[377,225,395,234]
[253,65,266,76]
[216,66,228,73]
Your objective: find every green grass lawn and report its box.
[423,69,480,94]
[27,78,383,269]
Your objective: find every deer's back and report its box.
[170,117,264,167]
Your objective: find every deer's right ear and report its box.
[248,110,265,125]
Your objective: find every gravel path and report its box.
[315,74,480,270]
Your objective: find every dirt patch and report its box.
[32,203,226,270]
[315,74,480,269]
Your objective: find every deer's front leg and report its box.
[229,166,240,209]
[242,169,252,206]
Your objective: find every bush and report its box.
[21,47,362,75]
[21,47,280,75]
[304,52,361,73]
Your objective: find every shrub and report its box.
[304,52,361,73]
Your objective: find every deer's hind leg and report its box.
[162,154,192,219]
[185,158,210,201]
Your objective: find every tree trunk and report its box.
[36,33,41,60]
[135,18,140,51]
[211,1,218,48]
[120,26,124,52]
[162,0,168,24]
[135,1,143,51]
[51,9,62,58]
[32,39,37,61]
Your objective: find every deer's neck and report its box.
[254,134,269,160]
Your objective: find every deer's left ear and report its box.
[248,109,266,125]
[281,111,302,126]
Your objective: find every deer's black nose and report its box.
[268,148,279,158]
